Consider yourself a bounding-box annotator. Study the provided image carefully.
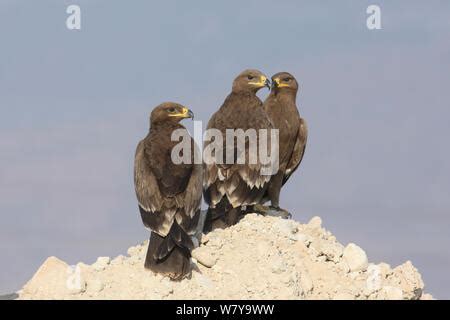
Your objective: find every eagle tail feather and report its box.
[145,225,192,280]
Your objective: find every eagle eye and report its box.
[168,107,176,113]
[247,75,254,80]
[283,77,291,82]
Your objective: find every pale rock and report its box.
[271,258,287,274]
[323,230,333,240]
[127,246,139,257]
[322,242,344,263]
[127,255,141,265]
[206,235,223,249]
[194,272,214,290]
[161,286,174,298]
[22,257,77,297]
[138,249,146,261]
[92,257,111,271]
[88,279,104,293]
[75,262,91,273]
[379,286,403,300]
[336,261,350,273]
[300,272,314,293]
[256,241,271,256]
[378,262,392,277]
[391,261,424,300]
[281,273,292,284]
[333,292,354,300]
[308,216,322,229]
[111,255,125,265]
[309,239,324,254]
[307,246,321,257]
[18,214,432,301]
[192,247,217,268]
[67,265,87,295]
[315,256,327,263]
[290,273,304,297]
[140,240,149,248]
[68,281,86,295]
[273,219,298,236]
[343,243,368,272]
[296,233,312,247]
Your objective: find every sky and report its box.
[0,0,449,298]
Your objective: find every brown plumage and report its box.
[134,102,202,280]
[203,69,273,229]
[261,72,308,210]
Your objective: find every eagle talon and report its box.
[250,204,270,215]
[268,206,292,219]
[250,204,291,219]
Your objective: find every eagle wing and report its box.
[283,117,308,185]
[134,140,164,213]
[203,102,273,208]
[175,142,203,236]
[135,138,199,238]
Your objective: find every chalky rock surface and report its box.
[18,214,432,300]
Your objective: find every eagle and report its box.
[256,72,308,216]
[134,102,202,280]
[203,69,274,230]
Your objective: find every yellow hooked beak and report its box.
[272,78,290,88]
[249,75,271,89]
[168,107,195,119]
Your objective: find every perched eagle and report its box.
[203,69,273,230]
[134,102,202,280]
[258,72,308,215]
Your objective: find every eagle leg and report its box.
[224,207,243,226]
[251,204,292,219]
[266,170,284,208]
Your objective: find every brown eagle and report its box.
[257,72,308,215]
[134,102,202,280]
[203,69,274,230]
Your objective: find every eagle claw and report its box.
[251,204,292,219]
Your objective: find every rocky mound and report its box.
[18,214,432,300]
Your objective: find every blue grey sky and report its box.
[1,1,449,298]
